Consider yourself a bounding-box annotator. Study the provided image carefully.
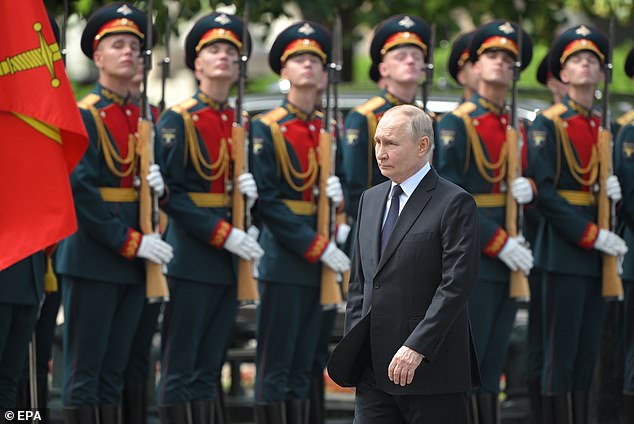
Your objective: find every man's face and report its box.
[379,46,424,85]
[560,51,601,87]
[94,34,141,80]
[374,113,429,184]
[195,41,240,83]
[457,62,479,93]
[281,53,325,89]
[475,50,514,88]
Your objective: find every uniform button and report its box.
[562,122,568,128]
[590,121,596,127]
[309,124,315,131]
[221,114,227,121]
[374,283,380,289]
[100,111,106,118]
[473,119,479,126]
[193,115,199,122]
[281,126,287,132]
[125,109,132,116]
[501,117,507,125]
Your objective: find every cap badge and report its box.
[498,22,515,34]
[398,16,415,29]
[116,4,133,16]
[298,23,315,35]
[215,14,231,25]
[576,25,591,36]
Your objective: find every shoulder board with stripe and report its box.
[354,96,386,115]
[259,107,288,126]
[170,98,198,114]
[541,103,567,120]
[617,110,634,127]
[450,101,476,118]
[77,93,101,109]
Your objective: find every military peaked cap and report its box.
[269,21,331,75]
[448,31,475,85]
[469,20,533,71]
[370,14,430,64]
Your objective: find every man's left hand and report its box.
[388,346,424,386]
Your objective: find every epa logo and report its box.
[4,410,42,421]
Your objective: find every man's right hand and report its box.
[498,236,533,274]
[224,228,264,261]
[137,234,174,264]
[320,242,350,273]
[593,229,628,256]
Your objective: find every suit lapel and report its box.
[362,182,391,274]
[374,169,438,277]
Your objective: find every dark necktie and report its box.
[381,185,403,255]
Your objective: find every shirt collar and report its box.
[564,95,593,118]
[390,161,431,200]
[283,98,319,122]
[474,93,506,115]
[97,83,130,105]
[196,90,229,111]
[383,89,414,106]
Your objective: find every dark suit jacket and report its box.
[328,167,480,395]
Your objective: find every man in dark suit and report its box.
[328,104,480,423]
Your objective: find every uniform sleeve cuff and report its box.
[483,227,509,257]
[579,222,599,250]
[209,220,232,248]
[120,229,142,259]
[304,234,330,263]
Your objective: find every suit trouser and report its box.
[353,360,469,424]
[624,280,634,393]
[527,270,543,382]
[0,303,39,408]
[125,301,162,385]
[313,307,337,378]
[468,278,519,393]
[255,281,322,403]
[157,278,236,404]
[61,277,144,406]
[541,272,606,394]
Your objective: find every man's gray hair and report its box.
[382,105,434,148]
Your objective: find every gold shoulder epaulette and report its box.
[171,98,198,114]
[354,96,386,115]
[451,102,476,118]
[541,103,567,120]
[260,107,288,126]
[617,110,634,127]
[77,93,100,109]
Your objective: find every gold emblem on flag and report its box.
[0,22,62,88]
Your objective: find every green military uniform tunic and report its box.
[437,93,528,394]
[526,95,606,394]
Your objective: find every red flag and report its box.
[0,0,88,270]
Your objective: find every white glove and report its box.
[224,228,264,260]
[325,175,344,207]
[336,223,351,245]
[146,164,165,197]
[593,229,628,256]
[237,172,258,209]
[511,177,534,205]
[137,233,173,264]
[320,241,350,273]
[605,175,622,202]
[498,236,534,274]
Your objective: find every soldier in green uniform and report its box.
[0,254,44,414]
[55,4,173,423]
[615,46,634,422]
[155,12,261,424]
[526,25,627,423]
[448,30,478,103]
[251,22,350,424]
[525,49,567,423]
[342,14,430,221]
[436,20,535,423]
[120,55,162,424]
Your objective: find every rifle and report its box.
[158,8,170,114]
[421,23,435,111]
[137,0,169,301]
[317,14,343,305]
[505,19,530,300]
[597,15,623,299]
[232,2,258,303]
